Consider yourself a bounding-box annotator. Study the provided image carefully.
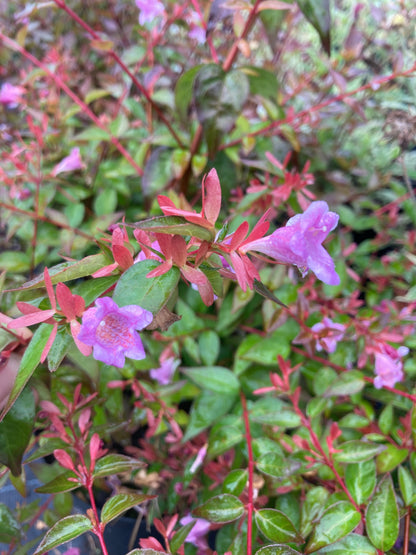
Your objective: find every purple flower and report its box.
[77,297,153,368]
[51,147,84,176]
[150,357,180,385]
[374,344,408,389]
[135,0,165,25]
[311,317,346,353]
[180,515,210,552]
[0,83,25,107]
[241,201,340,285]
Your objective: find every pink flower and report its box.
[180,515,210,552]
[240,201,340,285]
[150,357,180,385]
[77,297,153,368]
[311,317,346,353]
[0,83,25,107]
[135,0,165,25]
[51,147,84,176]
[374,344,408,389]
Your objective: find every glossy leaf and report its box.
[300,487,330,539]
[333,441,386,463]
[0,387,35,476]
[222,469,248,496]
[174,64,203,122]
[47,325,72,372]
[398,465,416,506]
[181,366,240,395]
[255,547,301,555]
[193,494,244,523]
[0,324,50,421]
[199,330,220,366]
[323,371,365,397]
[93,454,145,478]
[170,520,196,554]
[376,444,408,473]
[101,493,154,524]
[297,0,331,55]
[142,147,175,197]
[126,550,168,555]
[73,275,119,306]
[33,515,93,554]
[365,474,399,552]
[113,260,180,314]
[0,503,20,543]
[183,390,236,442]
[250,397,301,428]
[345,460,376,505]
[208,418,244,457]
[134,215,213,241]
[305,502,361,553]
[35,470,80,494]
[255,509,303,544]
[313,533,377,554]
[257,452,302,479]
[8,255,107,291]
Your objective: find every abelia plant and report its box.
[0,1,416,555]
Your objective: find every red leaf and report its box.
[202,168,221,226]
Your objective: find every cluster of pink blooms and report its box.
[135,0,164,25]
[0,82,25,107]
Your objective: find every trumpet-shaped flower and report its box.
[150,356,180,385]
[135,0,165,25]
[179,515,210,552]
[0,83,25,107]
[374,344,408,389]
[77,297,153,368]
[311,317,346,353]
[51,147,84,176]
[240,201,340,285]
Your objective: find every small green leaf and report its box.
[113,260,180,314]
[208,418,244,457]
[170,521,196,554]
[313,533,377,554]
[223,469,248,496]
[47,326,72,372]
[365,474,399,552]
[323,371,365,397]
[182,366,240,395]
[255,509,303,544]
[306,502,361,553]
[0,324,50,420]
[183,390,236,442]
[257,452,302,480]
[101,493,154,524]
[193,494,244,523]
[93,454,145,478]
[300,487,329,538]
[125,550,168,555]
[241,66,279,101]
[333,441,386,463]
[376,445,408,473]
[250,398,301,428]
[174,64,203,122]
[35,470,80,494]
[378,404,393,435]
[73,276,119,307]
[199,330,220,366]
[0,387,35,475]
[345,460,376,505]
[33,515,93,554]
[255,547,302,555]
[297,0,331,55]
[0,503,20,543]
[135,215,213,241]
[142,147,174,197]
[398,466,416,506]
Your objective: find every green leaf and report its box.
[47,326,72,372]
[333,441,386,463]
[142,147,174,197]
[345,460,376,505]
[376,444,408,473]
[0,503,20,543]
[313,533,377,554]
[255,547,302,555]
[181,366,240,395]
[323,371,365,397]
[236,326,292,368]
[193,494,244,523]
[300,487,330,538]
[194,64,249,155]
[101,493,154,524]
[255,509,303,544]
[170,521,196,554]
[73,276,119,307]
[33,515,93,554]
[257,452,302,480]
[135,215,214,241]
[199,330,220,366]
[250,398,301,428]
[297,0,331,55]
[398,466,416,506]
[8,255,108,291]
[113,260,180,314]
[126,550,168,555]
[174,64,203,122]
[208,417,244,457]
[183,390,237,442]
[241,66,279,101]
[35,470,80,494]
[0,387,35,476]
[306,502,361,553]
[93,454,145,478]
[222,469,248,496]
[0,324,50,421]
[378,404,393,435]
[365,474,399,552]
[253,280,286,307]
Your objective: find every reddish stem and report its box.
[52,0,184,149]
[0,32,144,177]
[240,392,254,555]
